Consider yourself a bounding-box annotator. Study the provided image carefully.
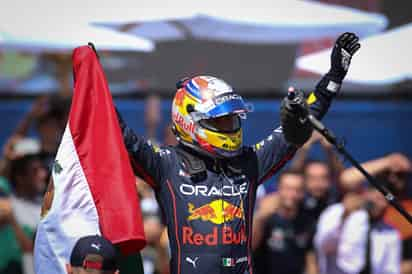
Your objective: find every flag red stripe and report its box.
[70,46,146,254]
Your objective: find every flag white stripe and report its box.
[34,126,101,274]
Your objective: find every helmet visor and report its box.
[199,114,241,133]
[207,93,253,118]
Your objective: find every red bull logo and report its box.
[172,112,195,134]
[187,199,244,224]
[183,200,246,246]
[182,226,247,246]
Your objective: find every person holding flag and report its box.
[116,32,361,274]
[33,45,146,274]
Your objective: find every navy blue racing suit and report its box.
[118,74,337,274]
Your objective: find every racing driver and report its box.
[117,33,361,274]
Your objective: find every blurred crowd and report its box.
[0,94,411,274]
[0,94,69,274]
[253,133,412,274]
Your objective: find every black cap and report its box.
[70,235,118,271]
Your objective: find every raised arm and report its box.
[13,96,49,137]
[252,193,279,250]
[254,33,361,184]
[116,109,168,189]
[289,131,344,180]
[289,132,321,172]
[339,153,412,192]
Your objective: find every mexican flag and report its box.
[33,45,146,273]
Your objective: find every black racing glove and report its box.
[315,32,361,96]
[280,89,313,146]
[329,32,361,83]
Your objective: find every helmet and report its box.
[171,75,252,158]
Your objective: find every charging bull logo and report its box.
[187,199,243,224]
[184,200,246,246]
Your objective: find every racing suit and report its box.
[118,74,338,274]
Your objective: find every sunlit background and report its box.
[1,0,411,158]
[1,1,412,274]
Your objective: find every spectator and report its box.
[292,132,344,181]
[291,132,344,220]
[315,188,401,274]
[1,136,41,200]
[141,217,166,274]
[0,154,47,274]
[67,235,119,274]
[340,153,412,274]
[9,95,69,170]
[253,170,317,274]
[138,95,169,274]
[144,95,162,142]
[136,176,167,274]
[302,159,336,219]
[339,153,411,193]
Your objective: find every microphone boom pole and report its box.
[307,112,412,224]
[288,90,412,224]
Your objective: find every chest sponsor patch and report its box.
[179,182,248,197]
[182,226,246,246]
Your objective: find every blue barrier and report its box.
[0,99,411,165]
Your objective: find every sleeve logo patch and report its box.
[306,92,317,105]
